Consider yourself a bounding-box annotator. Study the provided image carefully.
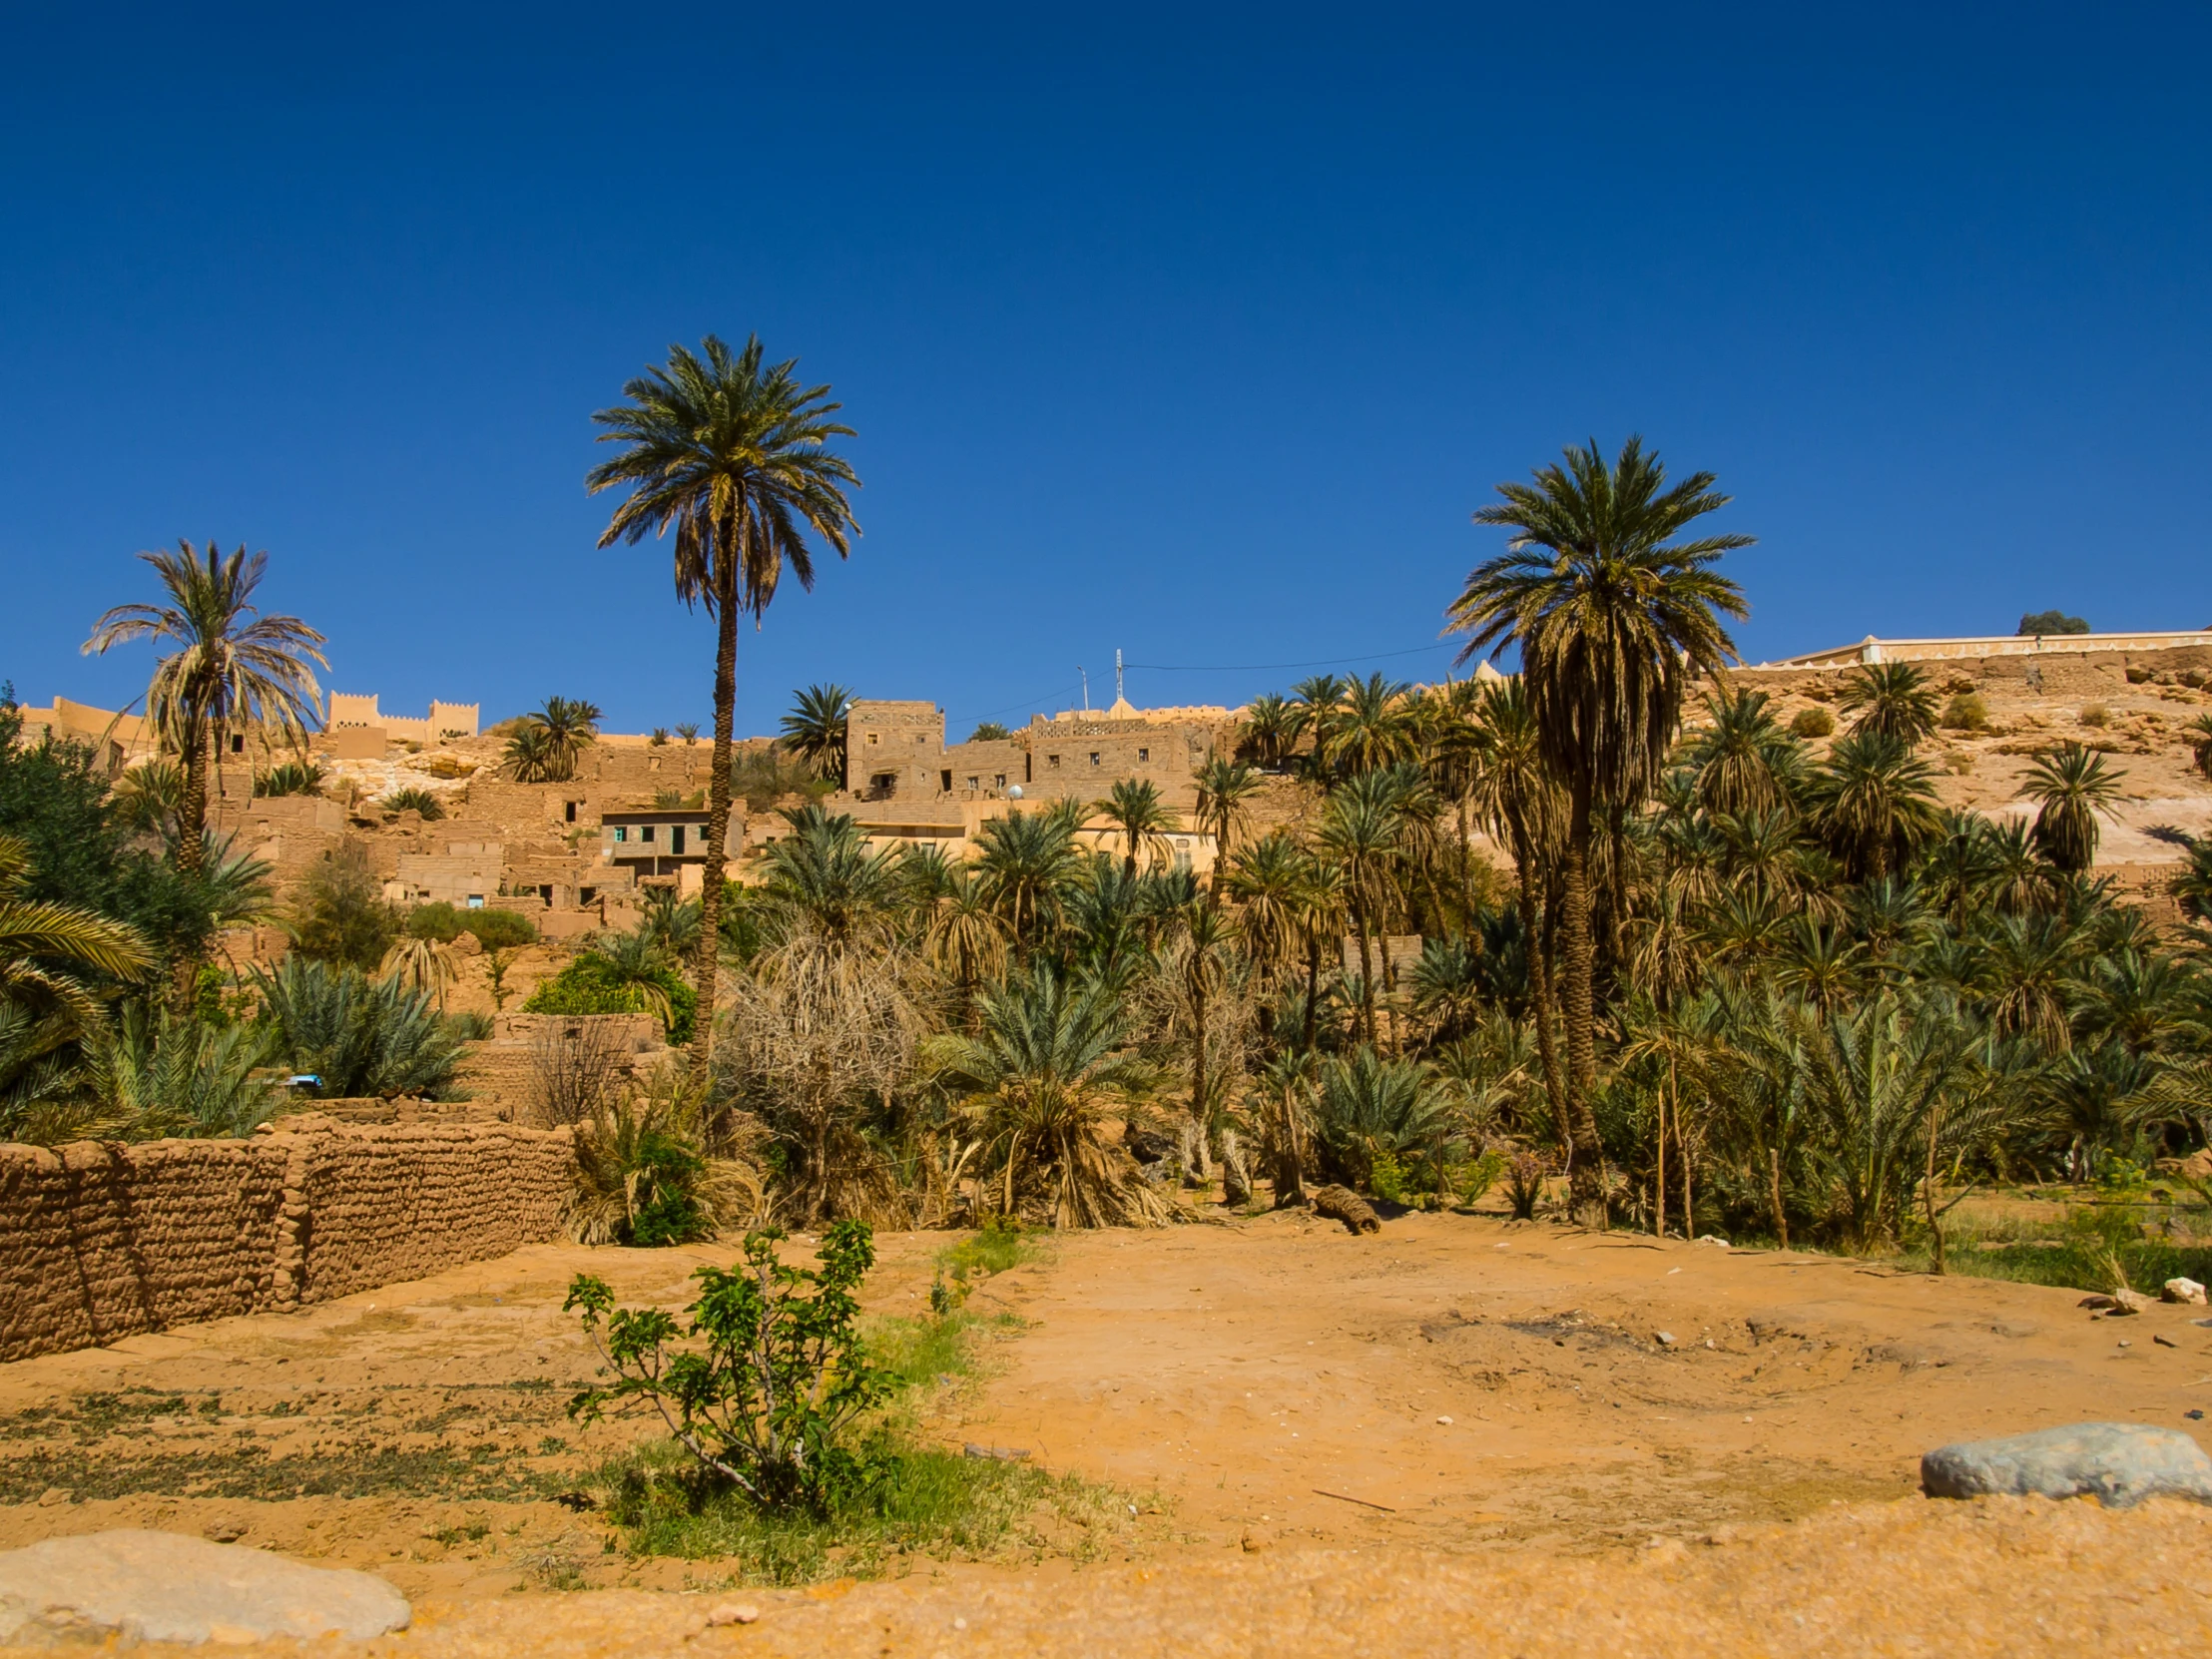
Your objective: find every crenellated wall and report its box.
[0,1120,575,1365]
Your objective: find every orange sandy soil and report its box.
[5,1214,2212,1653]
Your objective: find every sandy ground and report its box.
[5,1215,2212,1652]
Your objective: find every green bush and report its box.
[1938,692,1989,733]
[2018,610,2089,637]
[525,952,696,1043]
[254,760,324,799]
[566,1222,888,1514]
[406,901,538,951]
[254,956,469,1098]
[380,787,445,821]
[284,844,399,970]
[1789,707,1835,739]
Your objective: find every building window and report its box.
[642,826,656,842]
[565,801,577,824]
[966,776,979,790]
[1047,755,1061,769]
[1138,748,1149,762]
[994,774,1006,790]
[940,770,953,792]
[613,826,627,842]
[466,893,484,909]
[1090,752,1101,766]
[672,826,686,854]
[580,887,596,905]
[866,732,879,745]
[231,733,245,754]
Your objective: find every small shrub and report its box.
[254,956,469,1098]
[1789,707,1835,739]
[254,760,324,799]
[284,843,399,969]
[676,724,700,745]
[1503,1151,1545,1220]
[2018,610,2089,637]
[407,901,538,951]
[2078,704,2111,729]
[1455,1149,1506,1208]
[650,728,670,747]
[382,787,446,821]
[526,953,698,1044]
[1938,692,1989,733]
[566,1221,888,1512]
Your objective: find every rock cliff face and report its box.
[0,1120,574,1364]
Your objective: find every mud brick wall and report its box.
[0,1121,575,1364]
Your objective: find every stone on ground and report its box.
[2161,1277,2207,1305]
[1920,1422,2212,1509]
[0,1529,410,1646]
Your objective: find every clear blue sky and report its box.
[3,3,2206,740]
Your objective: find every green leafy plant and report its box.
[565,1221,889,1513]
[381,787,445,821]
[1789,707,1835,739]
[525,948,697,1043]
[568,1068,756,1247]
[1503,1150,1546,1220]
[283,843,399,970]
[254,956,470,1098]
[254,760,325,799]
[407,901,538,951]
[1455,1148,1507,1208]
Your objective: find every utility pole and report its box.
[1115,648,1125,707]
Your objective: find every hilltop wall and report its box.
[0,1119,575,1365]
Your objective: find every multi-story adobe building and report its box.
[826,695,1245,873]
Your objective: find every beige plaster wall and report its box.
[0,1120,575,1365]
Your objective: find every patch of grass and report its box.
[863,1309,1023,1393]
[1900,1198,2212,1293]
[936,1217,1036,1281]
[600,1436,1137,1586]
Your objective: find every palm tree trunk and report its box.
[168,722,213,1010]
[690,587,739,1090]
[1354,895,1378,1049]
[1509,834,1569,1143]
[1302,929,1322,1053]
[1679,1106,1694,1238]
[1191,969,1208,1193]
[1559,786,1605,1225]
[1654,1063,1669,1238]
[1768,1144,1790,1248]
[1455,799,1473,925]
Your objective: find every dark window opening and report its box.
[940,770,953,792]
[642,826,655,842]
[231,733,245,755]
[565,801,577,824]
[671,826,686,854]
[580,887,596,905]
[539,883,554,904]
[1138,747,1149,762]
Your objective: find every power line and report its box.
[955,681,1083,727]
[1123,641,1457,674]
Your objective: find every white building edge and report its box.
[1755,630,2212,670]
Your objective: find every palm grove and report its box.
[10,338,2212,1267]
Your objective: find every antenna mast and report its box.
[1079,666,1089,712]
[1115,648,1125,707]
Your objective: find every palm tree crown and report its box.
[2022,743,2125,874]
[781,684,855,783]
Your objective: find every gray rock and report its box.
[1921,1422,2212,1509]
[0,1529,409,1646]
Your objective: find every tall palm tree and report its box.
[1330,675,1414,779]
[1096,778,1179,879]
[1446,437,1751,1221]
[588,334,860,1085]
[1192,756,1262,902]
[1465,677,1568,1127]
[83,540,325,995]
[1809,731,1943,881]
[780,683,855,783]
[1288,675,1346,775]
[513,696,602,783]
[2021,743,2125,874]
[974,808,1086,949]
[1683,686,1803,818]
[1838,662,1939,746]
[1224,830,1307,984]
[1317,771,1405,1048]
[1238,693,1299,770]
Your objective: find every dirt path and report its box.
[3,1214,2211,1652]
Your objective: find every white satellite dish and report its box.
[1006,785,1024,800]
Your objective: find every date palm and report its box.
[1224,830,1306,982]
[1192,756,1262,901]
[1838,662,1939,746]
[1096,778,1179,879]
[1288,675,1346,775]
[1238,693,1298,770]
[1316,770,1405,1048]
[0,834,154,1036]
[2022,743,2125,874]
[1683,686,1802,818]
[1808,731,1943,881]
[1447,437,1751,1221]
[589,334,860,1085]
[780,683,855,783]
[1331,674,1415,779]
[519,696,602,782]
[974,807,1086,949]
[83,540,325,997]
